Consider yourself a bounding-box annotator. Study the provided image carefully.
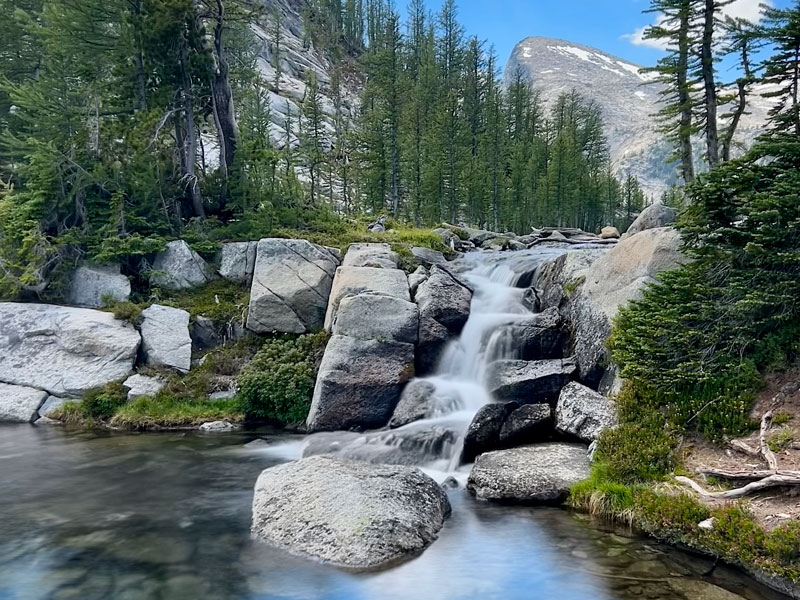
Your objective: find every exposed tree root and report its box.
[678,411,800,499]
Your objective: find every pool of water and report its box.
[0,425,789,600]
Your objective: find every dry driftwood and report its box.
[676,474,800,499]
[678,411,800,498]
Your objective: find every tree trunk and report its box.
[209,0,239,181]
[702,0,720,168]
[178,35,205,219]
[678,2,696,183]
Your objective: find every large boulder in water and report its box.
[150,240,214,290]
[0,383,48,423]
[247,239,340,334]
[498,404,554,447]
[461,402,519,463]
[486,359,576,405]
[556,382,617,442]
[389,379,437,428]
[467,443,590,504]
[251,456,451,570]
[140,304,192,372]
[324,267,410,331]
[332,293,419,345]
[625,202,677,238]
[561,227,684,387]
[0,303,140,397]
[416,266,473,374]
[67,264,130,308]
[306,335,415,432]
[490,307,569,361]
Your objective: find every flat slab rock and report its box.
[0,303,140,397]
[140,305,192,373]
[251,456,451,571]
[467,443,590,505]
[0,382,48,423]
[248,239,340,334]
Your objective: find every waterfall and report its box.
[276,246,570,474]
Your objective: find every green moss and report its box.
[82,382,128,419]
[439,223,470,241]
[237,332,328,425]
[111,396,242,429]
[768,428,795,452]
[564,276,586,296]
[570,465,800,583]
[156,279,250,327]
[108,301,145,326]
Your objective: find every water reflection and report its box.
[0,426,787,600]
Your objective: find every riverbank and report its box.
[0,424,787,600]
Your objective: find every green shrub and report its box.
[237,332,328,424]
[764,521,800,566]
[109,301,145,326]
[633,488,710,544]
[156,280,250,327]
[768,428,795,453]
[82,382,128,419]
[592,384,678,483]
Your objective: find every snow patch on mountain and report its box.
[505,36,772,197]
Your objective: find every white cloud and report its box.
[623,0,772,50]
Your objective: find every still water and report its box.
[0,426,788,600]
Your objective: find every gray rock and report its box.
[140,305,192,372]
[151,240,213,290]
[562,227,684,386]
[600,226,620,239]
[251,456,451,570]
[389,380,437,428]
[324,246,343,262]
[499,404,553,446]
[432,228,461,251]
[332,293,419,345]
[461,402,520,463]
[486,359,576,405]
[408,266,428,298]
[555,382,617,442]
[342,243,399,269]
[247,238,340,334]
[306,335,415,433]
[0,303,140,397]
[410,247,446,268]
[191,315,221,351]
[34,416,62,426]
[490,308,569,361]
[416,266,473,374]
[536,248,609,309]
[0,383,48,423]
[123,374,166,401]
[38,395,76,419]
[625,202,677,237]
[324,266,409,331]
[507,240,527,251]
[68,264,131,308]
[218,241,257,284]
[367,216,387,233]
[199,420,238,432]
[467,443,590,504]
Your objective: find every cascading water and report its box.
[292,245,572,474]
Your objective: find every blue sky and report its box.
[409,0,791,74]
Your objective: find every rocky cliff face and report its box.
[250,0,361,150]
[505,36,772,198]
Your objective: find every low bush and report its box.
[82,382,128,419]
[237,332,328,425]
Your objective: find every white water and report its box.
[263,246,572,476]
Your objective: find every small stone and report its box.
[698,517,716,531]
[123,374,166,401]
[151,240,213,290]
[199,421,238,432]
[68,264,131,308]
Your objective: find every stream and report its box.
[0,247,791,599]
